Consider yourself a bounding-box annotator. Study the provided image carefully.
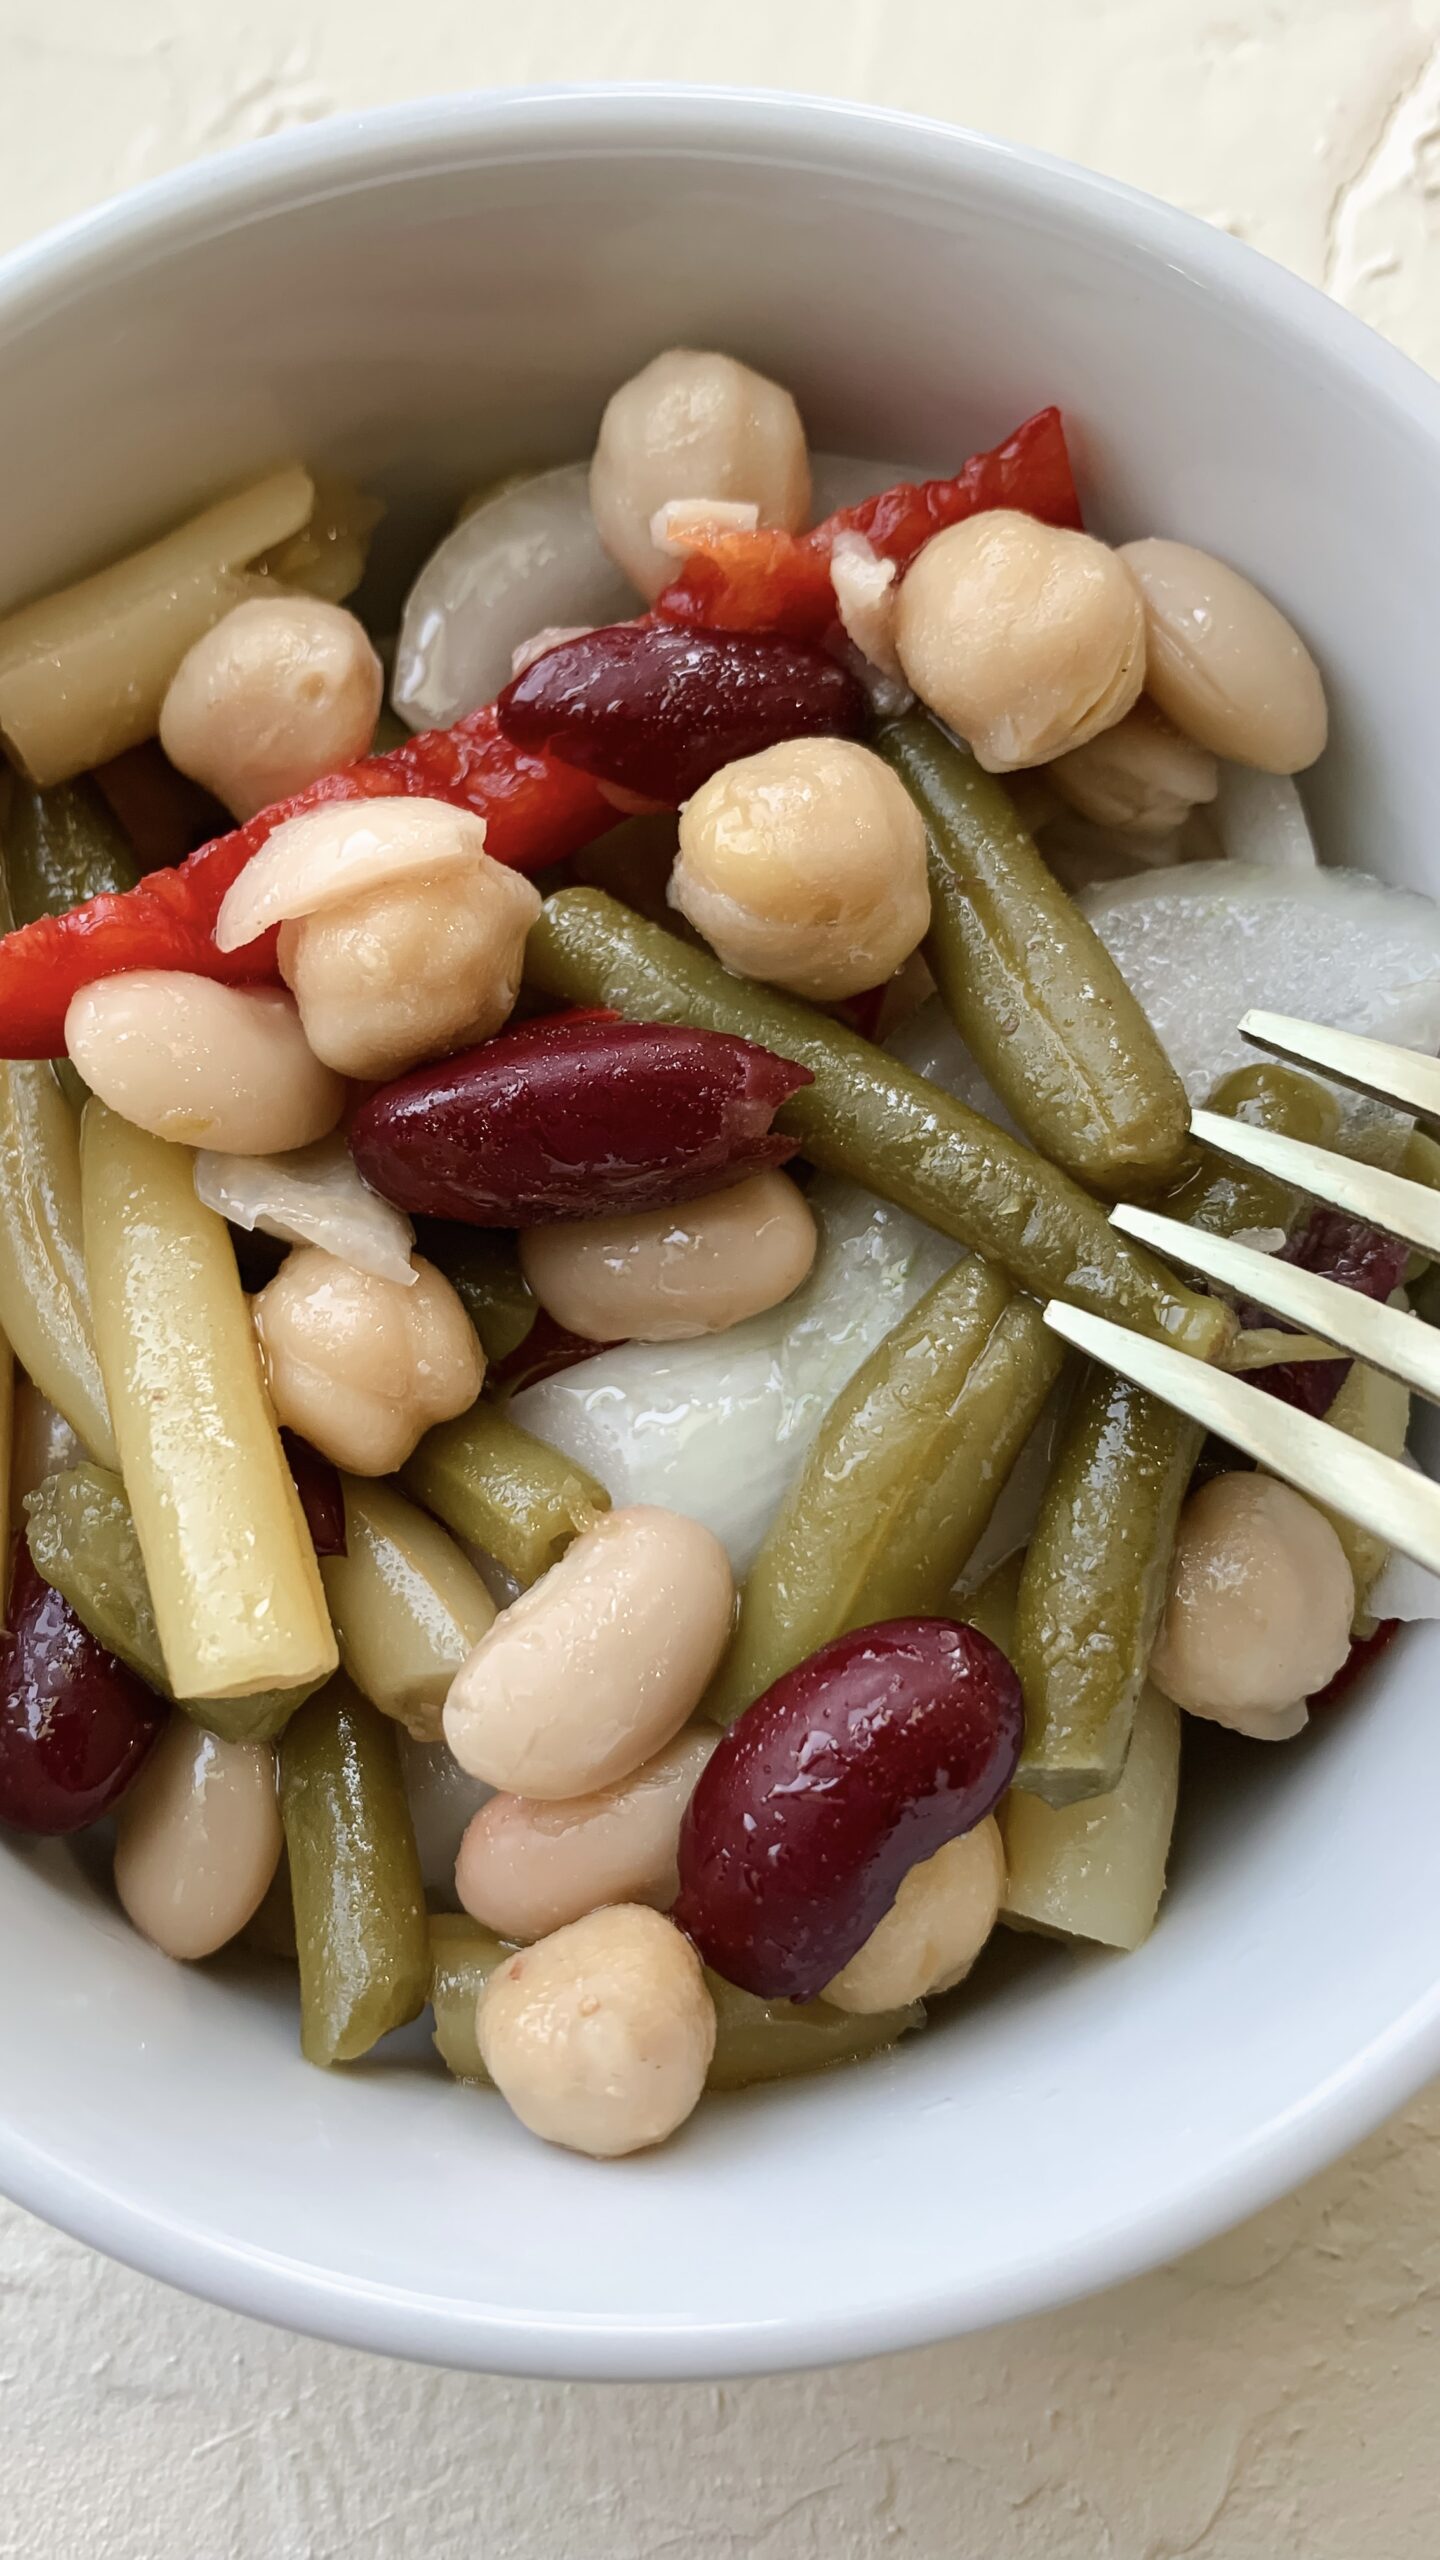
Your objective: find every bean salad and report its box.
[0,346,1432,2161]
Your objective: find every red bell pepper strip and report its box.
[653,406,1082,639]
[0,706,613,1060]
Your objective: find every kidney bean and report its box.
[349,1016,813,1225]
[281,1431,347,1558]
[673,1618,1023,2000]
[495,622,868,805]
[1242,1208,1411,1419]
[0,1540,164,1834]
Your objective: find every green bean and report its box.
[706,1258,1063,1726]
[877,714,1189,1195]
[4,774,138,923]
[427,1915,924,2091]
[958,1552,1024,1651]
[703,1972,924,2088]
[322,1477,495,1740]
[429,1913,510,2081]
[413,1225,536,1364]
[280,1677,429,2066]
[1002,1684,1181,1951]
[24,1463,316,1743]
[1161,1062,1340,1238]
[525,891,1229,1360]
[1013,1369,1203,1805]
[81,1103,337,1700]
[402,1401,609,1586]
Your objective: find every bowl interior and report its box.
[2,90,1439,2377]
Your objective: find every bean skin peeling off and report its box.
[674,1619,1023,2000]
[349,1017,813,1226]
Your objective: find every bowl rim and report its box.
[4,79,1440,2380]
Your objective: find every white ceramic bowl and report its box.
[3,87,1440,2381]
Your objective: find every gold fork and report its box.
[1043,1011,1440,1576]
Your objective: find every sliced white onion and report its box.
[195,1132,417,1284]
[393,464,638,731]
[830,533,904,685]
[402,1734,491,1906]
[1368,1546,1440,1622]
[1079,861,1440,1106]
[214,799,486,953]
[1213,765,1320,873]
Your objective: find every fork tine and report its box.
[1112,1204,1440,1404]
[1042,1302,1440,1577]
[1189,1108,1440,1259]
[1240,1010,1440,1123]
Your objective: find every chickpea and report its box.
[590,347,811,598]
[444,1506,734,1798]
[277,856,541,1080]
[671,736,931,1001]
[1149,1472,1354,1735]
[822,1819,1005,2014]
[1118,539,1327,773]
[64,972,345,1154]
[159,596,383,820]
[1047,700,1220,839]
[114,1719,282,1961]
[253,1246,483,1475]
[477,1904,716,2158]
[894,511,1146,771]
[456,1729,718,1941]
[518,1170,817,1345]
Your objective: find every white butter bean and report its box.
[114,1718,282,1961]
[590,348,810,598]
[823,1818,1005,2013]
[1047,700,1219,838]
[159,596,383,820]
[443,1505,734,1797]
[895,512,1145,771]
[64,972,345,1155]
[1118,539,1327,772]
[456,1728,718,1940]
[477,1904,716,2156]
[253,1246,483,1475]
[518,1170,817,1344]
[1149,1471,1354,1735]
[671,735,931,1001]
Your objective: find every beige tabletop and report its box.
[3,5,1439,2553]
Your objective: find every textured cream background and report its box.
[4,5,1440,2553]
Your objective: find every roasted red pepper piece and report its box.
[349,1016,814,1226]
[0,706,614,1060]
[653,406,1082,640]
[496,622,868,803]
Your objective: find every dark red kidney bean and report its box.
[349,1016,813,1225]
[1242,1209,1411,1419]
[673,1619,1023,2000]
[282,1430,346,1558]
[495,621,868,804]
[0,1540,164,1835]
